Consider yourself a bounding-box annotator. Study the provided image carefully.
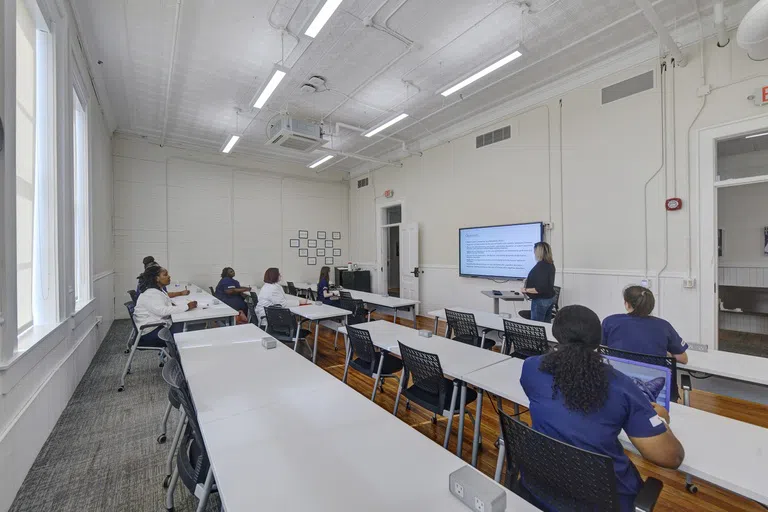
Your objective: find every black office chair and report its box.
[209,286,215,296]
[118,302,169,392]
[343,325,403,402]
[264,306,312,354]
[125,292,139,352]
[163,358,218,512]
[498,411,663,511]
[340,298,367,325]
[308,288,317,301]
[287,282,299,296]
[598,345,683,403]
[159,345,186,488]
[445,309,494,350]
[339,290,353,300]
[394,342,479,446]
[247,292,260,325]
[519,286,561,321]
[158,331,181,443]
[502,319,551,359]
[127,289,138,304]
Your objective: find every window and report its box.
[73,90,90,304]
[15,0,56,339]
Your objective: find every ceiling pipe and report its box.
[633,0,687,66]
[160,0,183,146]
[713,0,730,47]
[737,0,768,60]
[319,148,403,169]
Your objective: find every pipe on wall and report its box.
[633,0,687,66]
[713,0,730,48]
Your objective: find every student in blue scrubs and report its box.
[520,305,684,511]
[215,267,251,324]
[602,286,689,364]
[317,266,337,305]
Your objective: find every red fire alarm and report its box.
[384,189,394,198]
[666,198,683,211]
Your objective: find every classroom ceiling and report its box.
[73,0,750,175]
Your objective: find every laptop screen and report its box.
[602,355,672,410]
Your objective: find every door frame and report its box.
[376,199,404,295]
[698,113,768,349]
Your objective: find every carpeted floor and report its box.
[9,320,221,512]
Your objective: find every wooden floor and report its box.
[305,313,768,512]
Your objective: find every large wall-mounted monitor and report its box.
[459,222,543,279]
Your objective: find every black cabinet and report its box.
[334,268,371,292]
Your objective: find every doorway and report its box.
[382,205,402,297]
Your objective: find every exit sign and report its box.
[752,86,768,106]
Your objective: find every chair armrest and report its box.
[634,477,663,512]
[140,322,167,330]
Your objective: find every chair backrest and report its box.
[287,282,298,296]
[445,309,479,341]
[209,286,215,296]
[264,305,294,336]
[398,342,448,399]
[552,286,562,317]
[597,345,679,402]
[499,412,619,511]
[247,292,259,324]
[127,289,138,304]
[339,290,353,300]
[503,319,550,359]
[308,288,317,301]
[346,325,377,371]
[124,301,139,331]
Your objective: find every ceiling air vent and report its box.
[602,70,654,105]
[357,177,369,189]
[476,126,511,149]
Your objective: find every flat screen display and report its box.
[459,222,543,279]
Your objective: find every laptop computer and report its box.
[602,355,672,410]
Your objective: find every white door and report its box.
[400,222,420,312]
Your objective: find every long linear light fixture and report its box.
[308,155,334,168]
[745,132,768,139]
[305,0,343,38]
[363,113,409,138]
[221,135,240,154]
[439,49,523,97]
[253,65,288,109]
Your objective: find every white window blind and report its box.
[73,91,90,304]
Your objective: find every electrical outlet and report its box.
[454,482,464,498]
[474,497,485,512]
[683,277,696,289]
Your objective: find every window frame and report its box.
[71,45,91,309]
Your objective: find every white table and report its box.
[462,357,768,506]
[178,329,538,512]
[680,349,768,388]
[347,289,420,327]
[170,288,239,331]
[481,290,526,314]
[174,323,270,350]
[289,304,351,364]
[339,320,509,459]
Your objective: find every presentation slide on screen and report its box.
[459,223,541,279]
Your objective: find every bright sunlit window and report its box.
[73,90,90,305]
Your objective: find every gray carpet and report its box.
[9,320,221,512]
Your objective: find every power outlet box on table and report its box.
[449,465,507,512]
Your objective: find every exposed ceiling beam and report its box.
[634,0,687,66]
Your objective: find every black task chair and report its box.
[163,358,218,512]
[307,288,317,301]
[445,309,494,350]
[159,343,186,489]
[247,292,260,325]
[339,290,353,300]
[502,319,551,359]
[598,345,684,403]
[343,325,403,402]
[498,412,663,511]
[394,342,480,447]
[125,292,139,352]
[118,302,169,392]
[209,286,216,296]
[264,306,312,353]
[340,298,367,325]
[287,282,299,296]
[519,286,561,321]
[127,289,138,304]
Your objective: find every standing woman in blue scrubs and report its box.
[520,305,684,511]
[215,267,251,324]
[602,286,689,364]
[522,242,557,322]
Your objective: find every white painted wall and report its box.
[348,30,768,350]
[113,136,349,315]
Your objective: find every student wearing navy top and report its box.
[602,286,689,364]
[317,266,337,305]
[522,242,557,323]
[520,305,684,511]
[215,267,251,324]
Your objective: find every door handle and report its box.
[410,267,420,277]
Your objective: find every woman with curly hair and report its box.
[134,265,197,343]
[520,305,684,511]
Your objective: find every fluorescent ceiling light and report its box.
[253,67,287,109]
[221,135,240,153]
[363,113,409,138]
[305,0,343,38]
[309,155,334,168]
[440,50,523,97]
[745,132,768,139]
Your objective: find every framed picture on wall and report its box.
[317,231,327,239]
[325,240,333,248]
[308,239,317,248]
[325,257,334,265]
[332,232,341,240]
[299,248,308,257]
[333,248,341,257]
[307,257,317,266]
[298,230,309,239]
[316,248,326,257]
[289,239,300,248]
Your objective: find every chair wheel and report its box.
[127,369,132,374]
[163,475,172,488]
[494,439,500,448]
[431,416,437,424]
[686,483,698,494]
[117,386,124,392]
[159,361,164,368]
[157,434,166,444]
[124,349,130,354]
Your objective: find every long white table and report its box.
[289,304,351,364]
[347,289,420,327]
[462,357,768,506]
[339,320,509,459]
[176,325,538,512]
[169,285,239,331]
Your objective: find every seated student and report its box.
[134,265,197,344]
[257,267,307,321]
[520,305,684,511]
[135,256,189,299]
[215,267,250,324]
[317,266,338,305]
[602,286,688,364]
